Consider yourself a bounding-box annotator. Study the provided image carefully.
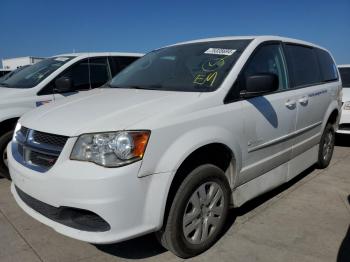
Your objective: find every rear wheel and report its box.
[0,131,13,180]
[317,123,335,169]
[156,164,230,258]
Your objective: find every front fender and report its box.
[0,107,30,124]
[139,125,242,179]
[138,125,243,230]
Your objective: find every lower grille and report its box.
[16,186,111,232]
[29,151,58,168]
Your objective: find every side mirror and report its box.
[240,73,279,98]
[54,76,72,93]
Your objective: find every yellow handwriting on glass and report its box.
[193,71,218,87]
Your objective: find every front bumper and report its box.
[337,107,350,134]
[8,142,172,244]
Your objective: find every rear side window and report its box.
[109,56,139,76]
[285,45,321,87]
[316,49,338,82]
[339,67,350,88]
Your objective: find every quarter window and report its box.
[316,49,338,82]
[285,45,321,87]
[243,44,288,91]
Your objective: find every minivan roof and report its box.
[51,52,143,58]
[338,65,350,68]
[169,35,328,51]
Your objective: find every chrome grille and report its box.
[12,127,69,172]
[32,131,67,148]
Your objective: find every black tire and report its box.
[0,131,13,180]
[317,123,335,169]
[156,164,231,258]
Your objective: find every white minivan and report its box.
[0,52,142,178]
[9,36,341,258]
[337,65,350,134]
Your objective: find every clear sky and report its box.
[1,0,349,66]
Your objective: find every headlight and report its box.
[70,131,150,167]
[343,102,350,110]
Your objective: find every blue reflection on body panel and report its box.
[247,96,278,128]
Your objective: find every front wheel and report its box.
[156,164,231,258]
[0,131,13,180]
[317,123,335,169]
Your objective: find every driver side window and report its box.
[243,44,288,91]
[38,57,109,95]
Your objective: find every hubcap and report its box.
[3,147,8,168]
[323,130,334,161]
[182,182,224,244]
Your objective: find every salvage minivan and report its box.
[0,52,142,178]
[9,36,341,258]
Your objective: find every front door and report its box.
[238,43,297,187]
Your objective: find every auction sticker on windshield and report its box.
[54,57,70,62]
[204,48,236,56]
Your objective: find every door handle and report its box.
[285,99,296,109]
[299,96,309,106]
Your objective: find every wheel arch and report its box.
[160,142,238,229]
[322,101,340,131]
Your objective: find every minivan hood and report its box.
[20,88,202,136]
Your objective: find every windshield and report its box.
[110,40,251,92]
[339,67,350,88]
[0,56,75,88]
[0,65,30,82]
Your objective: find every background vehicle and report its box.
[8,36,341,258]
[0,65,30,82]
[0,69,11,77]
[337,65,350,134]
[2,56,44,70]
[0,52,142,179]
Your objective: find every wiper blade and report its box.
[109,85,149,90]
[108,84,164,90]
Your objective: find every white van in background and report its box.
[337,65,350,134]
[0,52,142,178]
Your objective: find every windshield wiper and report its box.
[108,84,150,90]
[107,84,165,90]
